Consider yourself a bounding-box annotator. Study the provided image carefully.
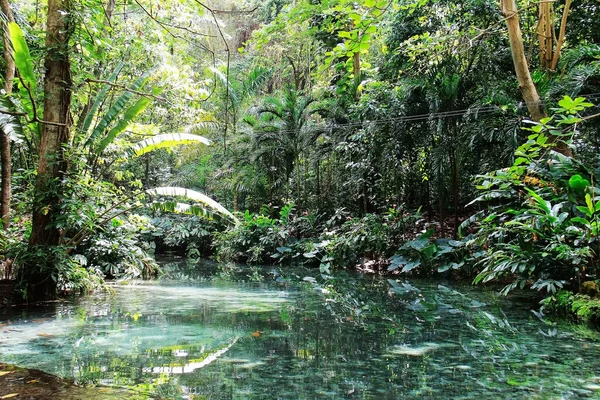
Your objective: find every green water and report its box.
[1,261,600,399]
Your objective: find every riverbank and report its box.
[0,363,136,399]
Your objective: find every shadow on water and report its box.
[1,258,600,399]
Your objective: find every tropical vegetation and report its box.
[0,0,598,328]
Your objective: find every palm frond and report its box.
[0,96,25,143]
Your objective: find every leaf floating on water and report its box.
[1,394,19,399]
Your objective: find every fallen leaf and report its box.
[251,331,261,338]
[0,371,15,377]
[1,393,19,399]
[37,332,56,338]
[26,380,37,384]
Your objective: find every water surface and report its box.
[1,261,600,399]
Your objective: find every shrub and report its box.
[464,96,598,296]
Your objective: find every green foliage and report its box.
[79,63,124,138]
[76,214,158,280]
[131,133,211,157]
[148,214,222,260]
[388,230,468,275]
[542,290,600,326]
[8,22,38,123]
[146,187,238,224]
[465,97,598,296]
[215,204,423,271]
[83,72,152,151]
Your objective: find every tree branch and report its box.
[84,78,168,102]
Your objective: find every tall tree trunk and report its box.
[538,2,552,70]
[1,0,15,230]
[24,0,73,301]
[501,0,571,156]
[501,0,546,122]
[550,0,572,71]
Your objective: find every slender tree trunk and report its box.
[501,0,571,156]
[538,2,552,70]
[24,0,73,301]
[1,0,15,230]
[315,160,320,210]
[143,154,150,188]
[550,0,572,71]
[501,0,546,122]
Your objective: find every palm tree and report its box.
[245,86,319,208]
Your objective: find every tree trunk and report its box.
[233,190,239,212]
[501,0,571,156]
[538,2,552,70]
[501,0,546,121]
[550,0,572,71]
[23,0,73,302]
[0,0,15,230]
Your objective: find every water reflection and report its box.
[0,264,599,399]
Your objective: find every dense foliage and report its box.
[0,0,598,316]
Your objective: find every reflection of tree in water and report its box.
[4,271,600,399]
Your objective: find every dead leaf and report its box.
[251,331,261,338]
[37,332,56,338]
[1,393,19,399]
[0,371,15,377]
[26,380,37,384]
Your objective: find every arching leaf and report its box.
[131,133,211,157]
[95,94,154,155]
[8,22,38,126]
[8,22,36,93]
[84,71,151,149]
[147,186,239,225]
[80,63,124,138]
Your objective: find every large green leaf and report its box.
[131,133,211,156]
[8,22,38,126]
[8,23,36,93]
[79,63,124,138]
[95,95,153,155]
[84,72,151,149]
[147,186,238,225]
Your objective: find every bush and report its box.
[214,203,423,272]
[464,96,598,296]
[76,214,159,280]
[149,214,223,259]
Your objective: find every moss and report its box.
[542,290,600,326]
